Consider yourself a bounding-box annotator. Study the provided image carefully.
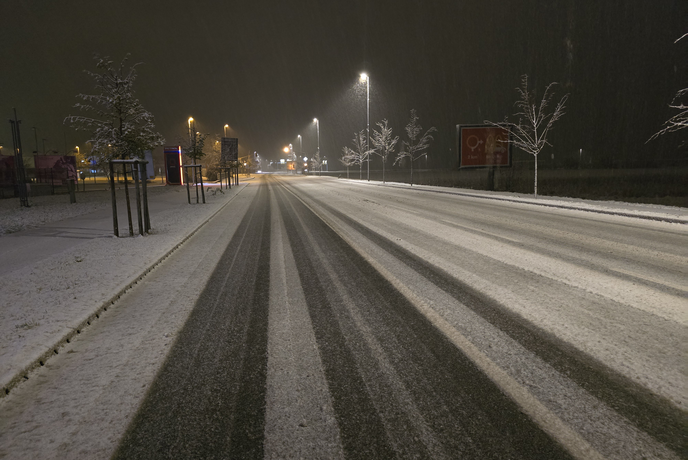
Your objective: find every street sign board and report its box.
[221,137,238,162]
[458,125,511,168]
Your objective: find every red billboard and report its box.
[34,155,78,184]
[458,125,511,168]
[0,155,15,186]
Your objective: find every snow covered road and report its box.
[0,175,685,459]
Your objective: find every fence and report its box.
[0,166,78,199]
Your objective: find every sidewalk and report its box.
[0,182,248,397]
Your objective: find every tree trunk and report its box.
[534,154,538,198]
[410,159,414,186]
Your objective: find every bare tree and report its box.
[648,34,688,145]
[181,131,208,165]
[486,74,568,198]
[64,54,164,164]
[371,119,399,183]
[204,135,223,181]
[394,109,437,186]
[341,130,371,180]
[310,150,322,175]
[340,146,356,178]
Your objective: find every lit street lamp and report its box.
[224,124,229,137]
[188,117,195,152]
[360,72,370,181]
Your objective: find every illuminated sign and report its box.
[458,125,511,168]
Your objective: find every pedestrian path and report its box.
[0,182,247,398]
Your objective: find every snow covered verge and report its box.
[0,184,247,396]
[362,180,688,224]
[0,191,112,236]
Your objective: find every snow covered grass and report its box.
[0,191,111,235]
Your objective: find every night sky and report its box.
[2,1,686,168]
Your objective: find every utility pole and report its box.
[32,127,38,154]
[10,109,29,207]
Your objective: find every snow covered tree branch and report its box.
[340,130,371,180]
[648,34,687,145]
[370,119,398,183]
[64,54,164,169]
[310,150,322,174]
[181,131,208,165]
[394,110,437,186]
[485,75,568,198]
[340,146,356,178]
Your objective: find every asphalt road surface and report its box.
[1,175,685,459]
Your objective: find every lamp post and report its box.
[297,134,302,158]
[188,117,195,162]
[224,124,229,137]
[360,72,370,181]
[313,118,320,168]
[32,127,38,154]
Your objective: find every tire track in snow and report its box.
[303,190,686,457]
[272,177,572,459]
[113,182,272,458]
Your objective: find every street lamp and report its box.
[313,118,320,174]
[188,117,195,151]
[297,134,302,158]
[224,124,229,137]
[360,72,370,181]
